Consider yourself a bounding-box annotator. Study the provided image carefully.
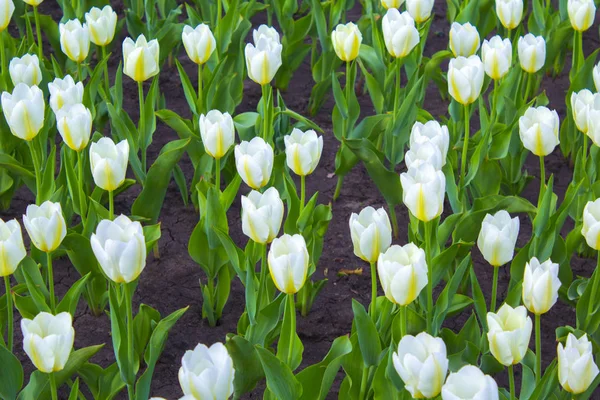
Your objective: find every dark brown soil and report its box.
[1,1,597,399]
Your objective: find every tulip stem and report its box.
[138,81,146,172]
[47,252,55,312]
[76,151,86,227]
[369,262,377,319]
[101,46,110,96]
[358,365,370,400]
[197,64,203,115]
[508,365,515,400]
[108,190,114,220]
[0,32,5,90]
[490,266,499,313]
[539,155,545,204]
[424,220,433,333]
[524,73,533,102]
[124,283,135,400]
[215,157,221,191]
[49,372,58,400]
[535,313,541,383]
[258,243,269,310]
[460,104,470,207]
[400,305,407,337]
[286,293,296,367]
[4,275,13,352]
[390,57,401,167]
[587,253,600,319]
[27,140,41,205]
[261,84,273,142]
[33,6,42,59]
[300,175,305,213]
[77,62,83,82]
[216,0,222,29]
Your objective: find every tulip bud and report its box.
[518,106,560,157]
[557,333,599,394]
[400,163,445,222]
[244,25,282,85]
[382,9,420,59]
[568,0,595,32]
[268,234,310,294]
[477,210,519,267]
[9,54,41,87]
[518,34,546,73]
[59,19,90,63]
[381,0,404,9]
[0,219,26,277]
[48,75,84,115]
[91,215,147,283]
[89,137,129,191]
[22,0,42,5]
[449,22,480,57]
[199,110,235,159]
[571,89,600,134]
[182,24,216,65]
[0,0,14,32]
[496,0,523,30]
[441,365,499,400]
[405,141,444,170]
[234,137,274,190]
[393,332,448,398]
[21,312,74,373]
[406,0,435,23]
[586,109,600,146]
[1,83,45,141]
[481,36,512,80]
[349,206,392,263]
[522,257,561,315]
[85,5,117,46]
[56,103,92,152]
[284,128,323,176]
[22,201,66,253]
[241,187,284,245]
[582,198,600,250]
[409,120,449,163]
[179,342,235,400]
[447,55,484,105]
[377,243,427,306]
[123,34,160,82]
[331,22,362,62]
[486,304,532,366]
[594,62,600,92]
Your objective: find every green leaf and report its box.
[331,72,348,118]
[276,295,303,370]
[351,299,382,367]
[226,335,264,397]
[432,255,471,335]
[255,346,303,400]
[0,345,23,400]
[56,273,90,316]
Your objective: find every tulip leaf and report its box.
[331,72,349,119]
[56,273,90,316]
[432,255,471,335]
[532,175,556,237]
[247,294,285,347]
[276,295,304,370]
[108,283,134,386]
[351,299,382,367]
[155,109,196,139]
[22,267,51,314]
[67,378,79,400]
[226,335,265,397]
[0,345,23,400]
[256,346,303,400]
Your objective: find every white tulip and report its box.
[244,25,282,85]
[0,219,26,277]
[518,106,560,156]
[59,19,90,63]
[331,22,362,62]
[179,342,235,400]
[56,103,92,152]
[349,206,392,263]
[234,137,274,190]
[377,243,428,306]
[253,24,281,45]
[441,365,499,400]
[593,62,600,92]
[9,54,41,87]
[406,0,435,23]
[582,198,600,250]
[477,210,520,267]
[557,333,599,394]
[89,137,129,191]
[449,22,480,57]
[284,128,323,176]
[586,108,600,146]
[409,120,449,164]
[393,332,448,398]
[568,0,596,32]
[199,110,235,159]
[0,0,15,32]
[405,141,444,170]
[85,5,118,46]
[447,55,484,105]
[400,162,445,222]
[123,34,160,82]
[481,36,512,80]
[381,0,404,9]
[1,83,45,141]
[487,304,533,366]
[241,187,284,244]
[182,24,216,65]
[382,9,420,59]
[22,201,66,253]
[268,234,310,294]
[48,75,84,115]
[518,34,546,73]
[522,257,561,315]
[21,312,74,373]
[496,0,523,30]
[90,215,146,283]
[571,89,600,134]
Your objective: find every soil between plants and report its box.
[1,2,598,399]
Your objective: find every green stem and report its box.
[535,313,541,384]
[370,262,377,319]
[197,64,203,115]
[24,5,33,48]
[124,283,135,400]
[390,57,401,167]
[358,365,369,400]
[216,0,222,28]
[77,151,86,227]
[582,133,588,171]
[460,104,470,199]
[47,252,55,311]
[286,293,295,367]
[109,190,114,220]
[524,73,533,102]
[300,175,305,213]
[333,176,343,200]
[27,140,41,205]
[587,252,600,318]
[334,61,354,201]
[101,46,110,96]
[49,372,58,400]
[4,275,12,352]
[508,365,515,400]
[0,32,5,90]
[215,157,221,191]
[258,243,269,309]
[491,266,499,313]
[572,31,582,75]
[400,305,407,338]
[77,62,83,82]
[138,82,146,172]
[33,6,42,59]
[539,155,545,204]
[424,221,433,333]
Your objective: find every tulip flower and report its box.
[244,25,282,85]
[400,163,445,222]
[582,198,600,250]
[557,333,599,394]
[59,19,90,65]
[48,75,84,115]
[182,24,216,65]
[406,0,435,23]
[477,210,520,268]
[518,34,546,74]
[199,110,235,160]
[441,365,499,400]
[487,304,532,366]
[571,89,600,135]
[0,0,14,32]
[331,22,362,62]
[409,120,449,163]
[123,34,160,83]
[381,0,403,9]
[235,137,274,190]
[382,9,420,59]
[449,22,480,57]
[393,332,448,399]
[91,215,147,284]
[1,83,45,141]
[284,128,323,177]
[405,141,444,170]
[0,219,26,277]
[377,243,428,307]
[85,5,117,46]
[56,103,92,152]
[349,207,392,264]
[89,137,129,218]
[9,54,41,87]
[178,342,235,400]
[447,55,484,106]
[268,234,309,294]
[240,187,284,245]
[594,62,600,92]
[481,36,512,80]
[496,0,523,30]
[568,0,595,32]
[23,201,66,254]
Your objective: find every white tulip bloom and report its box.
[89,137,129,191]
[0,0,15,32]
[481,36,512,80]
[518,34,546,73]
[382,9,420,58]
[568,0,596,32]
[21,312,74,373]
[9,54,41,87]
[268,234,310,294]
[48,75,84,115]
[441,365,499,400]
[449,22,480,57]
[522,257,561,315]
[381,0,404,9]
[496,0,523,30]
[477,210,520,267]
[182,24,216,65]
[487,304,533,366]
[349,206,392,263]
[1,83,45,141]
[400,162,446,222]
[593,62,600,92]
[447,55,484,105]
[56,103,92,152]
[178,342,235,400]
[331,22,362,62]
[571,89,600,134]
[85,5,118,46]
[23,201,66,253]
[234,137,274,190]
[123,34,160,82]
[558,333,599,394]
[284,128,323,176]
[518,106,560,156]
[0,219,26,277]
[199,110,235,159]
[405,141,444,170]
[582,198,600,250]
[409,120,449,164]
[406,0,435,23]
[59,19,90,63]
[245,25,282,85]
[377,243,428,306]
[241,187,284,244]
